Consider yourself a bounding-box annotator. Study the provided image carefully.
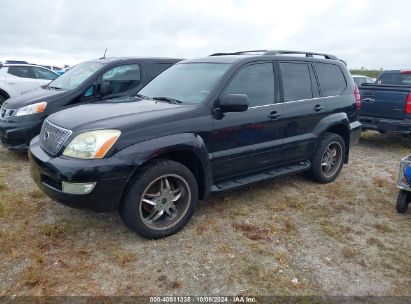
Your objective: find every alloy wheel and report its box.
[139,174,191,230]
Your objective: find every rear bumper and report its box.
[0,119,43,150]
[359,116,411,134]
[29,136,135,212]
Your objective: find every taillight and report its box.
[405,93,411,114]
[400,70,411,74]
[354,84,361,110]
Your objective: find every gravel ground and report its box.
[0,131,410,296]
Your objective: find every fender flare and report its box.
[115,133,212,198]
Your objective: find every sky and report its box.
[0,0,410,70]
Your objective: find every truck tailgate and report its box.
[360,86,409,119]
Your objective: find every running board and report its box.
[210,160,311,193]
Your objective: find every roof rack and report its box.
[209,50,339,60]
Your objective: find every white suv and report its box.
[0,64,58,105]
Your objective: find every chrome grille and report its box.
[39,120,72,156]
[0,107,16,120]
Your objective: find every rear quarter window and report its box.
[314,63,347,96]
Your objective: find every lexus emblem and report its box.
[43,131,50,141]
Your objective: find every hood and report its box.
[48,98,192,132]
[3,87,66,109]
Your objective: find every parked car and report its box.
[352,74,375,86]
[359,70,411,134]
[0,57,182,150]
[29,50,362,239]
[40,65,63,73]
[0,63,58,104]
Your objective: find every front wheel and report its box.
[309,132,346,183]
[120,159,199,239]
[396,190,410,213]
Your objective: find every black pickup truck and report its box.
[359,70,411,134]
[29,50,361,239]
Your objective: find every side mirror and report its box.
[99,81,111,97]
[219,94,249,113]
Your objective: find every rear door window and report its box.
[32,67,58,80]
[7,66,35,79]
[279,62,313,101]
[102,64,141,94]
[314,63,347,96]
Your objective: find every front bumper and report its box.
[0,119,43,150]
[29,136,135,212]
[360,116,411,134]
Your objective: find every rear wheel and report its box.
[396,190,410,213]
[120,159,198,239]
[309,132,346,183]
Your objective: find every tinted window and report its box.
[7,66,34,78]
[314,63,347,96]
[224,63,275,107]
[102,64,141,94]
[378,72,411,85]
[139,63,231,104]
[156,63,173,76]
[280,62,312,101]
[32,67,58,80]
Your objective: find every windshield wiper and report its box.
[133,93,149,99]
[49,85,62,90]
[152,96,182,104]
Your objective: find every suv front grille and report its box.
[0,107,16,120]
[39,120,72,156]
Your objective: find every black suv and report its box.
[0,57,182,150]
[29,50,362,239]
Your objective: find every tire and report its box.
[120,159,199,239]
[396,190,410,213]
[309,132,346,183]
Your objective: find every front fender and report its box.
[115,133,212,195]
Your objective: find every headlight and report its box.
[63,130,121,159]
[16,102,47,116]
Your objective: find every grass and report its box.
[232,222,276,241]
[29,189,45,199]
[350,69,381,78]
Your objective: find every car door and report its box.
[78,62,145,104]
[4,66,39,96]
[100,63,144,97]
[279,61,327,163]
[211,62,284,181]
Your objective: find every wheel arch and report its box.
[117,133,212,202]
[0,88,10,100]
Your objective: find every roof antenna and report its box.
[101,48,108,59]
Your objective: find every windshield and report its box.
[139,63,231,104]
[48,62,104,90]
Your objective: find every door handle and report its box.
[362,97,375,102]
[314,104,324,112]
[268,111,281,119]
[7,82,16,85]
